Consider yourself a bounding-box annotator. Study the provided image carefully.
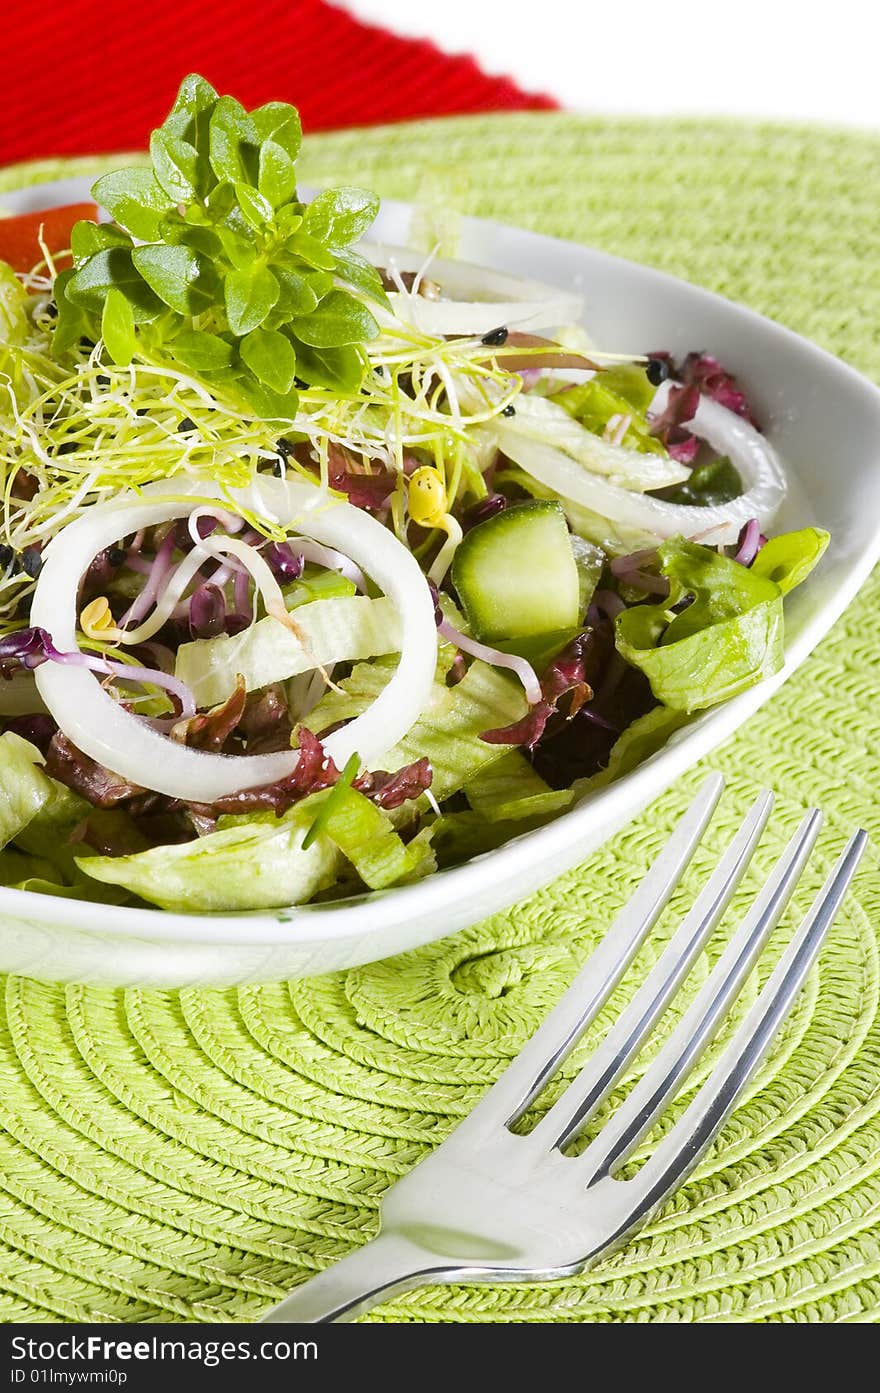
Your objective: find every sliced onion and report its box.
[500,384,786,546]
[31,477,438,802]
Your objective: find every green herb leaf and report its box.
[288,338,363,392]
[170,329,235,371]
[70,221,132,266]
[258,140,298,208]
[224,263,279,335]
[303,187,379,247]
[91,168,172,241]
[157,214,223,259]
[240,326,297,393]
[331,247,391,309]
[165,73,219,162]
[208,95,258,186]
[250,101,302,160]
[290,288,378,347]
[101,287,137,367]
[284,229,337,271]
[67,248,164,323]
[74,76,382,409]
[52,270,93,354]
[150,129,201,203]
[271,266,319,318]
[131,243,216,315]
[233,183,274,230]
[236,374,299,423]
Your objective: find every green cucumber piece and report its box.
[451,500,579,645]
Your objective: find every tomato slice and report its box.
[0,202,99,273]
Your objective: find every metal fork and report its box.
[262,774,867,1323]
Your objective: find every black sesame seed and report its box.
[21,548,42,578]
[108,547,126,568]
[55,441,79,455]
[481,325,509,347]
[276,437,296,460]
[501,403,516,417]
[646,356,672,387]
[177,417,196,434]
[0,545,13,569]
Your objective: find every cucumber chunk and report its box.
[451,500,580,645]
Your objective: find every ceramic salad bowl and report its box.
[1,175,878,987]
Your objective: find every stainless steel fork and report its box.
[262,774,867,1323]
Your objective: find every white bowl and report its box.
[1,177,879,987]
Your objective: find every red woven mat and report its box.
[0,0,555,167]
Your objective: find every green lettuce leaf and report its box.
[657,456,743,506]
[465,750,573,822]
[615,530,826,713]
[579,706,693,794]
[750,527,829,595]
[312,784,435,889]
[0,734,58,850]
[0,849,65,888]
[550,373,667,456]
[78,797,341,912]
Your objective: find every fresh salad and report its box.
[0,77,827,914]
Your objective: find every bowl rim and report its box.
[2,180,880,946]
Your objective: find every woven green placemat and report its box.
[0,115,879,1323]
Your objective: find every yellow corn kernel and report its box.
[80,596,121,642]
[408,466,447,527]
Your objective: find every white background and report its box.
[344,0,880,128]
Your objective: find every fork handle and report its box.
[260,1232,453,1323]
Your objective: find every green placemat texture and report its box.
[0,115,879,1323]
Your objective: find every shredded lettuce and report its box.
[176,594,403,707]
[465,750,573,822]
[615,530,828,713]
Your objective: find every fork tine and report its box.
[574,806,824,1182]
[528,789,774,1153]
[459,773,725,1138]
[619,829,868,1227]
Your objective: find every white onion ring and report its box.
[31,477,438,802]
[500,384,786,545]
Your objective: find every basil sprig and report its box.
[58,74,390,417]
